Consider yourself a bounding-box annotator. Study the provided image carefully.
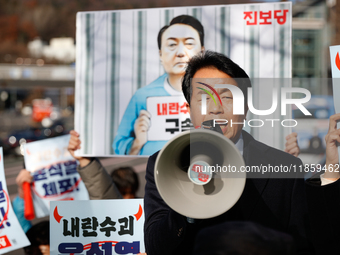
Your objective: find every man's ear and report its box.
[186,103,190,114]
[201,46,205,54]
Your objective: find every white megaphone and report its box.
[155,128,246,219]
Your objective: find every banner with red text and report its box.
[75,2,292,156]
[23,135,89,218]
[50,199,145,255]
[0,148,30,253]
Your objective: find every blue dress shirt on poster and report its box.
[113,74,185,155]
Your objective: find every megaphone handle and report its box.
[187,217,195,224]
[23,182,35,220]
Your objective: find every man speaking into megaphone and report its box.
[144,51,340,254]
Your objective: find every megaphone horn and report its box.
[155,129,246,219]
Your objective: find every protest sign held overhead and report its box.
[23,135,89,218]
[75,2,292,157]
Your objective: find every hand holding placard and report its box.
[68,130,91,167]
[130,110,151,155]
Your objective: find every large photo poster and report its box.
[75,2,292,156]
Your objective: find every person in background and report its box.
[14,130,141,203]
[13,168,33,232]
[68,130,142,200]
[68,131,146,255]
[23,220,49,255]
[111,167,140,199]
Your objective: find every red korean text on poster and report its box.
[0,235,11,249]
[244,9,289,26]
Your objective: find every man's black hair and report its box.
[157,15,204,50]
[182,50,251,106]
[24,221,49,255]
[111,167,139,196]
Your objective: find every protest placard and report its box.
[0,148,30,253]
[75,2,292,156]
[147,96,191,140]
[23,135,89,218]
[50,199,145,255]
[329,45,340,164]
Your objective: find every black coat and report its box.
[144,131,340,255]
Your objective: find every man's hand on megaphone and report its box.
[284,132,300,157]
[68,130,91,167]
[130,110,151,155]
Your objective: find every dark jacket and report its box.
[144,131,340,255]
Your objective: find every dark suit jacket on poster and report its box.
[144,130,340,255]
